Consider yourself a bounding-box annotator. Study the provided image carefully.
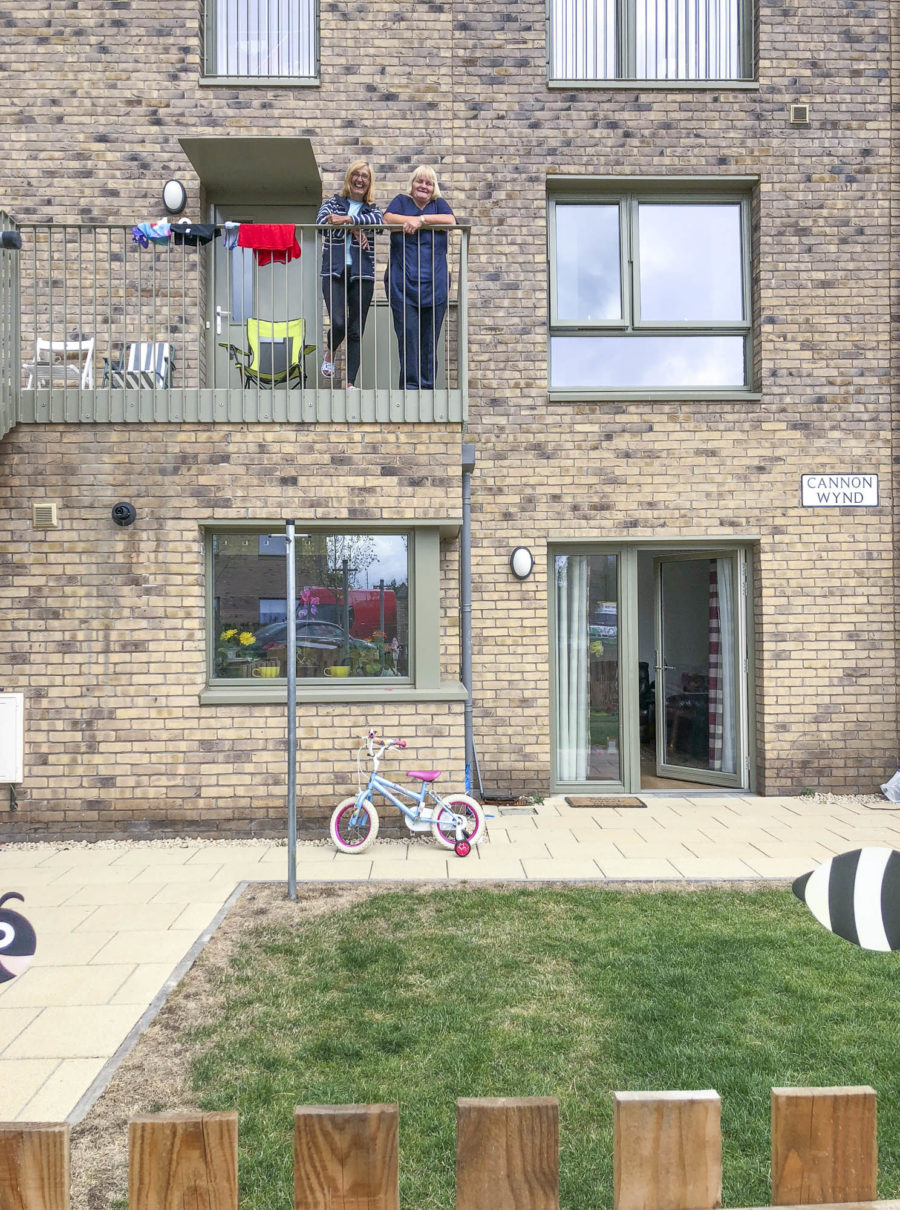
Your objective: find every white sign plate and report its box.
[801,474,879,508]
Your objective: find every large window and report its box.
[204,0,317,79]
[550,0,751,81]
[549,190,751,392]
[211,530,410,682]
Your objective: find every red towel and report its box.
[237,224,301,266]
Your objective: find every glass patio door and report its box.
[209,203,317,387]
[654,554,743,787]
[554,552,623,786]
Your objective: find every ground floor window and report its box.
[552,544,749,792]
[210,528,411,684]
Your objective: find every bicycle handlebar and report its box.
[365,733,406,756]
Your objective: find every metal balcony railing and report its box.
[3,220,468,429]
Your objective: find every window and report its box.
[211,530,409,682]
[204,0,317,79]
[550,0,751,82]
[549,190,751,392]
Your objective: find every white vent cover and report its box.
[790,103,810,125]
[32,502,58,529]
[0,693,24,783]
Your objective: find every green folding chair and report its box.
[222,318,315,388]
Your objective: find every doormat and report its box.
[565,796,646,808]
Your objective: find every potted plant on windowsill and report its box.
[216,627,259,676]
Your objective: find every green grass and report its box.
[189,887,900,1210]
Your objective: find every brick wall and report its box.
[0,0,897,835]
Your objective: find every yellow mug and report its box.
[252,665,280,678]
[325,665,350,677]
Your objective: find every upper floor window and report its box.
[549,189,752,393]
[549,0,752,82]
[203,0,317,80]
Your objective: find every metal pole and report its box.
[461,443,476,790]
[286,519,298,899]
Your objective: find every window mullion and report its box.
[625,197,638,329]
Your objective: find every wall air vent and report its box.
[32,502,59,529]
[790,103,810,125]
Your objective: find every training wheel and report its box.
[454,838,472,858]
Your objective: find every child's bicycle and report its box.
[330,730,486,858]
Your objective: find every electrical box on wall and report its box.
[0,693,24,783]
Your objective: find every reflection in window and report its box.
[212,532,409,681]
[554,204,622,322]
[556,553,620,782]
[551,0,747,80]
[638,205,744,322]
[551,335,746,389]
[208,0,316,77]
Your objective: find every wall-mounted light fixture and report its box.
[111,502,137,527]
[509,546,535,580]
[162,179,187,215]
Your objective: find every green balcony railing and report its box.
[1,220,468,431]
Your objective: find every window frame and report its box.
[201,0,320,86]
[548,178,757,399]
[546,0,756,86]
[200,521,466,705]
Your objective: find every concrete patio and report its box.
[1,790,898,1124]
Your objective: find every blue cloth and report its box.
[384,194,454,308]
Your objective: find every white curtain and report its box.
[216,0,314,76]
[556,556,590,781]
[715,557,736,774]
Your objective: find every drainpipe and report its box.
[461,443,476,791]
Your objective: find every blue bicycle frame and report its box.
[352,769,449,828]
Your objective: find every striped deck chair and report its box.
[106,342,175,388]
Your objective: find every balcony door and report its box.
[209,203,318,388]
[552,545,749,792]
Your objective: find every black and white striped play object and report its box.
[792,847,900,951]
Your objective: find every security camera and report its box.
[111,502,137,527]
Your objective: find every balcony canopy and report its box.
[178,137,321,205]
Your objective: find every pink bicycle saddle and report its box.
[407,770,441,782]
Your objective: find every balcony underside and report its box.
[17,386,465,426]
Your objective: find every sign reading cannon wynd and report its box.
[801,474,879,508]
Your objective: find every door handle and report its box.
[215,305,231,335]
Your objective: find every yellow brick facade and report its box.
[0,0,897,835]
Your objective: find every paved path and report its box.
[1,792,898,1124]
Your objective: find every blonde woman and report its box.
[317,161,383,387]
[383,166,456,390]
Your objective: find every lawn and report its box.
[189,886,900,1210]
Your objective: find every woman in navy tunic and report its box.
[383,166,456,390]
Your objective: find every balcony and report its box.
[0,218,468,441]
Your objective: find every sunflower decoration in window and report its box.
[216,626,259,675]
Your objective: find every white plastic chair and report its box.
[23,337,95,389]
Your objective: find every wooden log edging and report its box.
[1,1087,898,1210]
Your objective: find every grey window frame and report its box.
[548,179,756,399]
[546,0,755,86]
[200,521,466,705]
[201,0,320,86]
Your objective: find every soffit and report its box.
[178,137,321,205]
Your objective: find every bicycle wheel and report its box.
[330,796,380,853]
[431,794,485,850]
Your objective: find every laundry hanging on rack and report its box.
[170,221,217,246]
[131,221,172,248]
[237,223,301,266]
